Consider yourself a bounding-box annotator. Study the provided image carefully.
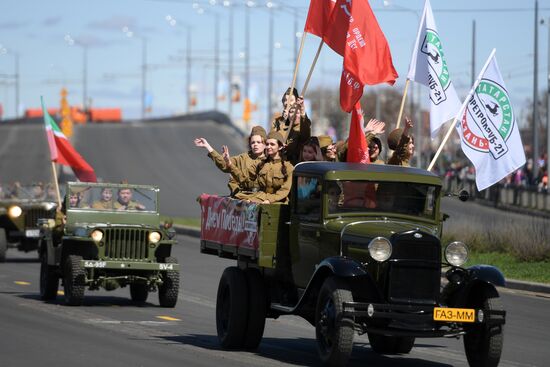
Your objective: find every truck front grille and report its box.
[103,228,149,260]
[25,208,53,228]
[387,232,441,305]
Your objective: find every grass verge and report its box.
[466,251,550,284]
[161,216,200,228]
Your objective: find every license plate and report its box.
[433,307,476,323]
[25,229,40,238]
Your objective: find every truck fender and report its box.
[443,265,505,307]
[467,264,506,287]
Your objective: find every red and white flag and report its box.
[324,0,398,112]
[304,0,337,38]
[41,97,97,183]
[346,102,370,163]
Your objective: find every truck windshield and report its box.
[67,185,158,212]
[326,180,438,219]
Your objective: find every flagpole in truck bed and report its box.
[301,39,324,96]
[395,79,410,129]
[50,162,62,208]
[427,48,496,171]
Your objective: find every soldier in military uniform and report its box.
[271,88,311,165]
[387,117,414,167]
[318,135,338,162]
[194,125,267,198]
[114,188,146,210]
[230,131,294,204]
[92,187,114,210]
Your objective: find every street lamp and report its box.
[0,45,19,118]
[122,27,148,120]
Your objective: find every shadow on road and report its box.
[158,334,453,367]
[17,293,164,307]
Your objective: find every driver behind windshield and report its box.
[114,188,146,211]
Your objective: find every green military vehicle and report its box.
[39,182,180,307]
[199,162,506,367]
[0,183,57,262]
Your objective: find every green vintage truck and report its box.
[0,183,57,262]
[39,182,179,307]
[199,162,506,367]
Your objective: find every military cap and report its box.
[387,128,403,150]
[249,125,267,140]
[266,130,285,146]
[318,135,333,149]
[369,136,382,154]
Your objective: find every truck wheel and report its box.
[158,257,179,308]
[63,255,86,306]
[315,276,354,366]
[39,251,58,300]
[368,334,415,354]
[463,286,504,367]
[216,266,248,349]
[0,228,7,263]
[243,268,267,350]
[130,284,149,304]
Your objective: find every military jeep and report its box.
[0,183,57,262]
[39,182,179,307]
[199,162,506,367]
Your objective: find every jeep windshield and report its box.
[67,184,157,213]
[0,183,58,202]
[325,180,438,219]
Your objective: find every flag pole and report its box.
[290,31,307,94]
[427,48,497,171]
[50,162,62,208]
[301,39,324,96]
[395,79,410,129]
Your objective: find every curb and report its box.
[174,225,550,295]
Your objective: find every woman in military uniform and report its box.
[194,126,266,198]
[387,117,414,167]
[231,131,294,204]
[92,187,114,210]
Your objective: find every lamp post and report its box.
[122,27,148,120]
[267,1,275,123]
[64,35,89,111]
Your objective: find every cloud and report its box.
[42,16,62,27]
[0,21,27,30]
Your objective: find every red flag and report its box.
[326,0,398,111]
[346,102,370,163]
[304,0,337,38]
[42,98,97,182]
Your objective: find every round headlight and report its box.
[8,206,22,218]
[368,237,392,262]
[91,229,104,242]
[445,241,469,267]
[148,231,161,244]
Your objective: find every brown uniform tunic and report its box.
[271,114,311,165]
[208,150,264,196]
[114,200,144,210]
[92,200,114,210]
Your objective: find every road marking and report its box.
[156,315,181,321]
[85,319,174,325]
[14,281,31,286]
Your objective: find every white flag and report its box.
[455,50,526,191]
[407,0,461,137]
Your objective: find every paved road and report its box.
[1,234,549,367]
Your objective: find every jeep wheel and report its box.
[315,276,354,366]
[130,283,149,304]
[216,266,248,349]
[39,251,58,300]
[0,228,7,263]
[368,333,415,354]
[243,268,267,350]
[463,286,504,367]
[63,255,86,306]
[158,257,179,307]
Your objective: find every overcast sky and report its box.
[1,0,549,124]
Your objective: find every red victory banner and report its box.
[199,194,260,251]
[324,0,398,112]
[346,101,370,163]
[304,0,337,38]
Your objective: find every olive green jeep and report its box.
[200,162,506,367]
[39,182,179,307]
[0,183,57,262]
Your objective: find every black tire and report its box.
[368,333,415,354]
[39,251,58,300]
[216,266,249,349]
[464,286,504,367]
[63,255,86,306]
[158,257,179,307]
[315,276,355,366]
[0,228,7,263]
[130,283,149,304]
[243,268,267,350]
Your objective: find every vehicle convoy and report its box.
[199,162,506,367]
[39,182,179,307]
[0,183,57,262]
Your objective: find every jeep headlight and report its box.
[148,231,161,244]
[8,205,22,218]
[368,237,392,262]
[445,241,468,267]
[91,229,104,243]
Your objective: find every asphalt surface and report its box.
[1,233,549,367]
